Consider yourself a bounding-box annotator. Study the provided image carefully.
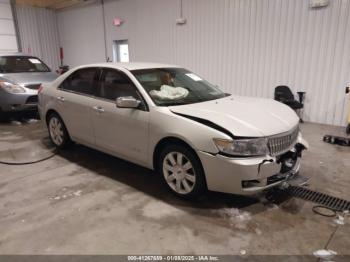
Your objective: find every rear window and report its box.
[0,56,50,73]
[59,68,98,95]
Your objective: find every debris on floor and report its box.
[142,201,183,219]
[9,118,39,126]
[323,134,350,146]
[24,118,38,124]
[50,190,83,201]
[73,190,82,197]
[313,249,337,260]
[240,249,246,255]
[333,211,348,226]
[254,228,262,235]
[219,208,252,229]
[333,215,345,225]
[10,120,22,126]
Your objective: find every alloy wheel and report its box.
[49,117,64,146]
[162,151,196,194]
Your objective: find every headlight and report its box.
[0,81,26,93]
[213,137,269,156]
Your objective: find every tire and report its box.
[346,124,350,135]
[47,113,71,149]
[158,143,206,199]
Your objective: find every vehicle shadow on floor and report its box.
[0,111,39,124]
[0,118,294,215]
[55,142,293,214]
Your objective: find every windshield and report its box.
[0,56,51,73]
[131,68,229,106]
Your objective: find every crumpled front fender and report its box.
[297,133,309,150]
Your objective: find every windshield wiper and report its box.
[161,101,188,106]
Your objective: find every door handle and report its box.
[57,96,65,102]
[93,106,105,113]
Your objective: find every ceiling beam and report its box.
[15,0,94,10]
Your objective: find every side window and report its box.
[97,69,140,101]
[59,68,98,95]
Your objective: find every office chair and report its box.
[274,85,305,122]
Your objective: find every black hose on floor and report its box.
[312,205,337,217]
[0,149,58,165]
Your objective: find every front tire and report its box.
[47,113,71,149]
[158,144,206,199]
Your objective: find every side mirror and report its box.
[116,96,141,109]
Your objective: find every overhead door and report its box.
[0,0,18,53]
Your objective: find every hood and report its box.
[0,72,58,86]
[169,95,299,137]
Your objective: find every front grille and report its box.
[268,126,299,156]
[26,95,38,104]
[25,84,41,90]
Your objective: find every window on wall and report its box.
[113,40,129,62]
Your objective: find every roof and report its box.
[118,62,181,70]
[76,62,181,71]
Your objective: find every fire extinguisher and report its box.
[346,86,350,134]
[56,47,70,75]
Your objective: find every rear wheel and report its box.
[158,144,206,199]
[47,113,71,149]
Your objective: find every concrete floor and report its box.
[0,118,349,256]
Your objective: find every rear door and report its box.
[91,68,150,165]
[56,67,100,146]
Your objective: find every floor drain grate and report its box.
[288,186,350,211]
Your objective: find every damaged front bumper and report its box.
[197,135,309,195]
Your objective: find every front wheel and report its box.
[47,113,71,149]
[158,144,206,199]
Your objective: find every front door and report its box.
[91,68,149,165]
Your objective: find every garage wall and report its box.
[57,0,350,126]
[15,5,60,70]
[57,3,106,67]
[0,0,18,53]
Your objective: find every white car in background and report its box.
[38,63,308,198]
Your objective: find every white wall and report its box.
[57,3,106,67]
[57,0,350,126]
[0,0,18,53]
[15,6,61,70]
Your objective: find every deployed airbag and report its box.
[150,85,189,100]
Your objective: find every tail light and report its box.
[38,85,43,94]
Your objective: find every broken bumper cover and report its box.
[197,137,309,195]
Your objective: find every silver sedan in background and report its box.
[0,53,57,113]
[39,62,309,199]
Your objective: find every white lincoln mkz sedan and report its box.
[39,63,309,198]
